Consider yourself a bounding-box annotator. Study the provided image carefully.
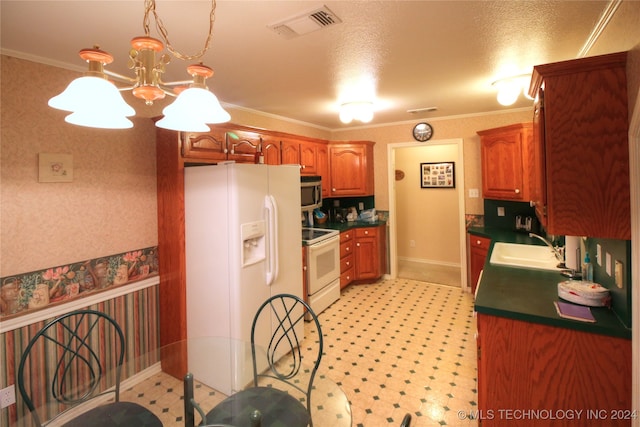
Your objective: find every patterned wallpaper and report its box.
[1,56,159,277]
[0,247,158,318]
[0,284,160,426]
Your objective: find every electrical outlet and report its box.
[615,260,624,288]
[497,207,505,217]
[0,385,16,408]
[358,202,364,210]
[469,188,479,198]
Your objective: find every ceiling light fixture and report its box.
[491,74,533,106]
[48,0,230,131]
[339,101,374,124]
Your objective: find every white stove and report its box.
[301,227,340,318]
[302,227,339,245]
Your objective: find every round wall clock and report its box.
[412,122,433,142]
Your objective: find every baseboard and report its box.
[397,256,461,269]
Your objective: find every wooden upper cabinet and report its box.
[280,138,301,167]
[181,128,228,161]
[261,136,281,165]
[477,123,532,201]
[299,141,318,175]
[328,142,374,197]
[529,51,630,239]
[316,143,330,198]
[226,129,261,163]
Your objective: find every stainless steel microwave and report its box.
[301,176,322,211]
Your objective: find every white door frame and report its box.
[387,138,468,291]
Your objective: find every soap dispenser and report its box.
[581,252,593,282]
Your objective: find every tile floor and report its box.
[397,260,462,288]
[121,278,479,427]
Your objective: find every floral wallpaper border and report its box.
[0,246,158,318]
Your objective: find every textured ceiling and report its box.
[2,1,639,129]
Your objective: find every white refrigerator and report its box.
[184,163,303,394]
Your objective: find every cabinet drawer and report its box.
[340,254,354,273]
[340,230,353,243]
[355,227,377,238]
[341,267,354,288]
[340,241,353,258]
[470,235,491,251]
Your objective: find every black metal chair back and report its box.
[251,293,323,416]
[17,309,161,427]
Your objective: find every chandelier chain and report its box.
[142,0,216,61]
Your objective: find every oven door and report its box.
[306,235,340,295]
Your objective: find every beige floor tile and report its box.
[123,278,477,426]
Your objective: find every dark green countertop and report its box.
[310,219,387,232]
[470,226,631,339]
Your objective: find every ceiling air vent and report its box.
[268,5,342,39]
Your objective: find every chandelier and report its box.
[48,0,230,131]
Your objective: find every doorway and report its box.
[387,139,468,291]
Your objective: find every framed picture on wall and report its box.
[420,161,455,188]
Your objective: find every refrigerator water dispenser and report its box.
[241,220,266,267]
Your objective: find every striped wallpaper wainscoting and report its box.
[0,283,160,427]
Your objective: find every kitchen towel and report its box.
[565,235,581,271]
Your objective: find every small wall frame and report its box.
[39,153,73,183]
[420,161,455,188]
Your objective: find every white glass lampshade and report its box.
[156,87,231,132]
[494,79,521,106]
[339,102,373,124]
[65,111,134,129]
[48,76,135,129]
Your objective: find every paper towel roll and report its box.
[565,235,581,271]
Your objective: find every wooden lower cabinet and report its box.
[468,233,491,295]
[339,230,355,288]
[476,313,631,426]
[340,225,386,287]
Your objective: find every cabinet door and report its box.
[316,143,330,198]
[281,139,300,166]
[531,92,548,228]
[262,136,281,165]
[468,234,490,295]
[227,130,260,163]
[478,124,531,201]
[531,52,630,239]
[299,141,318,175]
[329,143,373,196]
[182,129,228,161]
[354,227,379,280]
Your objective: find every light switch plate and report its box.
[469,188,479,198]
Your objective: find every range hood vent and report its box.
[268,5,342,39]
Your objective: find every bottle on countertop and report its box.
[254,142,265,164]
[581,252,593,282]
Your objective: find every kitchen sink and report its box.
[489,242,564,272]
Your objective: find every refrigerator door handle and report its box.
[265,195,279,286]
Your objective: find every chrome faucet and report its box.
[529,233,564,262]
